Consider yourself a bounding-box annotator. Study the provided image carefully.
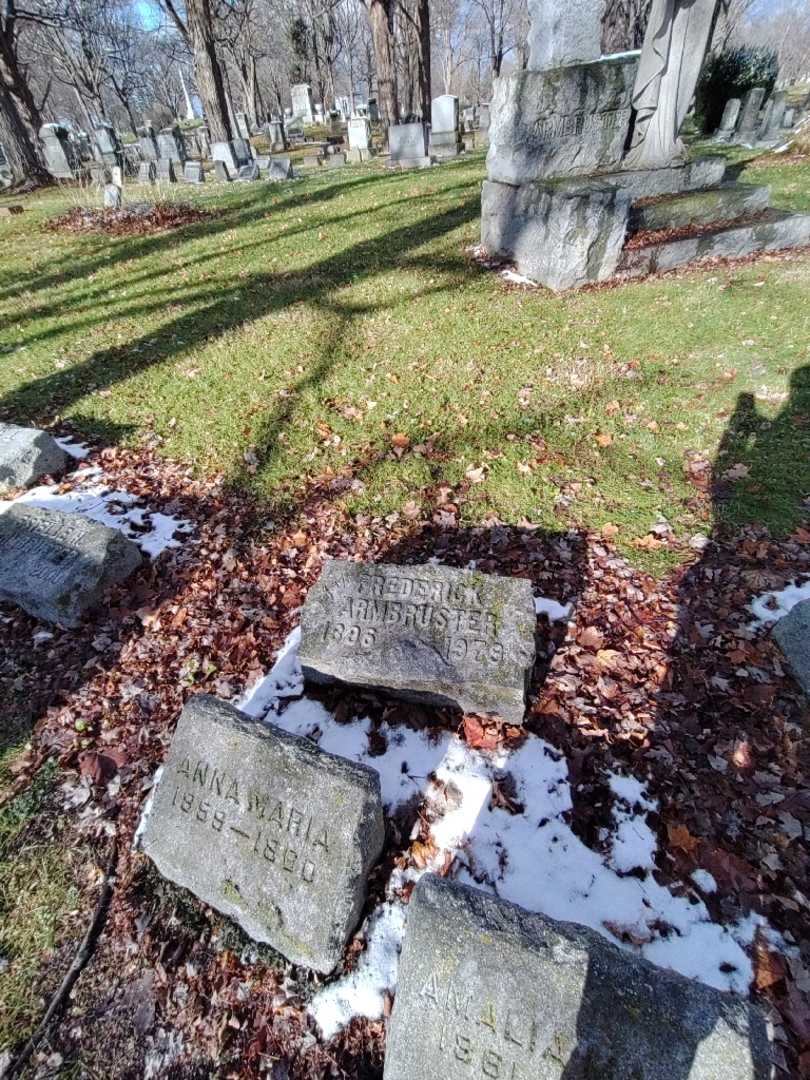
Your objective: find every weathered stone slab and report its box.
[629,183,771,233]
[389,123,430,167]
[183,161,205,184]
[267,156,293,181]
[384,875,771,1080]
[137,161,156,184]
[140,694,384,973]
[482,178,630,290]
[299,560,536,722]
[0,423,68,492]
[736,87,766,138]
[773,600,810,697]
[156,158,176,182]
[527,0,606,69]
[103,183,122,209]
[348,117,371,152]
[236,162,260,182]
[714,98,741,142]
[0,205,23,217]
[617,208,810,279]
[213,160,231,182]
[0,505,142,626]
[487,55,639,184]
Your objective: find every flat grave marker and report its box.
[140,694,385,973]
[299,560,536,722]
[385,875,771,1080]
[0,423,68,492]
[0,504,142,626]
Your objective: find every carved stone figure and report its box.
[625,0,720,168]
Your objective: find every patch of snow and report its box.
[133,766,163,850]
[692,869,718,894]
[309,903,406,1040]
[0,471,193,558]
[750,577,810,627]
[501,268,537,287]
[535,595,573,622]
[54,435,91,459]
[144,1027,185,1080]
[237,629,779,1040]
[239,627,304,719]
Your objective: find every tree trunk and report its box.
[0,80,49,186]
[185,0,233,142]
[416,0,430,119]
[367,0,399,129]
[0,22,44,158]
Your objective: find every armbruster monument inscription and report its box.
[384,876,771,1080]
[299,561,536,722]
[140,694,385,973]
[0,504,142,626]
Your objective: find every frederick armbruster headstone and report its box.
[384,876,771,1080]
[299,561,536,723]
[139,694,385,973]
[0,423,68,492]
[772,601,810,697]
[0,505,142,626]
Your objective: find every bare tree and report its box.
[0,0,49,184]
[160,0,233,141]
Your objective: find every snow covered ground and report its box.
[0,464,193,558]
[751,577,810,628]
[237,625,781,1041]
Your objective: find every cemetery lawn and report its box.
[1,148,810,572]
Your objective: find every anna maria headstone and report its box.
[384,875,771,1080]
[299,560,536,723]
[139,694,384,973]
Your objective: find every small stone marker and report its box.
[0,422,68,492]
[773,601,810,697]
[0,504,142,626]
[267,156,293,181]
[183,161,205,184]
[103,183,122,209]
[140,694,385,973]
[384,875,771,1080]
[137,161,156,184]
[156,158,176,182]
[388,123,432,169]
[237,162,260,182]
[299,561,536,722]
[0,205,24,217]
[213,160,231,182]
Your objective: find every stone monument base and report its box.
[429,130,463,159]
[482,155,810,290]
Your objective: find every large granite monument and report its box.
[385,876,771,1079]
[140,694,385,973]
[299,560,536,722]
[0,505,142,626]
[481,0,810,290]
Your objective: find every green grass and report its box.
[2,148,810,568]
[0,761,81,1053]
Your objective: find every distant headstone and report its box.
[291,83,315,125]
[103,183,122,209]
[736,87,766,138]
[157,125,187,164]
[0,423,68,493]
[232,137,253,164]
[212,140,251,178]
[487,56,638,184]
[139,694,385,973]
[0,205,23,217]
[368,96,379,123]
[267,156,293,181]
[384,875,771,1080]
[0,505,142,627]
[156,159,176,182]
[39,123,78,180]
[235,111,251,140]
[713,98,741,142]
[265,119,285,151]
[325,151,346,168]
[783,107,796,129]
[462,105,478,133]
[302,152,323,168]
[94,123,121,168]
[213,160,231,182]
[432,99,462,158]
[183,160,205,184]
[348,117,371,152]
[237,162,260,181]
[388,122,432,168]
[299,560,536,723]
[773,601,810,697]
[111,165,123,187]
[137,125,159,161]
[528,0,606,69]
[137,161,157,184]
[759,90,788,139]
